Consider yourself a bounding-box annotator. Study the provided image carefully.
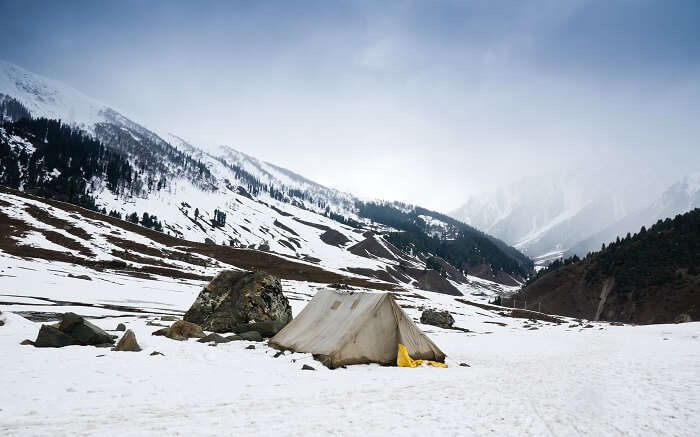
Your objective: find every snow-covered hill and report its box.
[1,248,698,435]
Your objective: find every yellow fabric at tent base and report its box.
[397,344,447,368]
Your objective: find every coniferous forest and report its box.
[356,201,534,278]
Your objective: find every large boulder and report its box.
[33,313,115,348]
[114,329,141,352]
[420,309,455,329]
[184,270,292,336]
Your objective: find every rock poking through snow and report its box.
[33,313,115,348]
[238,331,263,342]
[58,313,115,346]
[34,325,76,348]
[114,329,142,352]
[152,320,204,341]
[420,309,455,329]
[183,270,292,336]
[116,323,126,331]
[197,333,227,344]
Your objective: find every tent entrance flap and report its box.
[397,344,448,368]
[269,289,447,368]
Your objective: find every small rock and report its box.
[420,309,455,329]
[67,273,92,281]
[273,351,284,358]
[238,331,263,342]
[151,327,169,336]
[301,364,315,371]
[114,330,141,352]
[583,324,594,328]
[152,320,204,341]
[34,325,76,348]
[146,320,168,327]
[150,351,164,356]
[197,333,227,343]
[568,324,578,328]
[459,362,470,367]
[528,327,539,330]
[116,323,126,332]
[208,343,218,347]
[245,345,256,350]
[223,335,243,342]
[20,339,35,346]
[160,315,178,322]
[96,354,105,357]
[57,313,114,346]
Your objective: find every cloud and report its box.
[1,0,698,211]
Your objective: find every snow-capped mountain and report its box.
[0,60,530,293]
[0,61,108,130]
[451,169,672,263]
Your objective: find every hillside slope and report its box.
[513,209,700,323]
[0,61,530,291]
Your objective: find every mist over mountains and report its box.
[451,166,699,264]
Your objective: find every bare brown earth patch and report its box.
[24,204,92,241]
[348,236,396,261]
[344,267,399,285]
[273,219,299,236]
[292,217,330,231]
[319,229,350,247]
[456,298,564,323]
[0,186,398,291]
[40,229,94,257]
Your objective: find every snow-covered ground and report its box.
[1,254,698,436]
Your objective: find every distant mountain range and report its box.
[451,170,699,265]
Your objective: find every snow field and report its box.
[1,255,699,436]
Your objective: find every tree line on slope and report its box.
[0,97,165,232]
[356,201,534,278]
[527,208,700,292]
[0,94,32,121]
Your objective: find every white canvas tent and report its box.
[269,289,446,368]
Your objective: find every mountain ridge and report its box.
[0,60,530,291]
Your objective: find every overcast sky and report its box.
[1,0,699,211]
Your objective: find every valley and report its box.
[0,50,698,437]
